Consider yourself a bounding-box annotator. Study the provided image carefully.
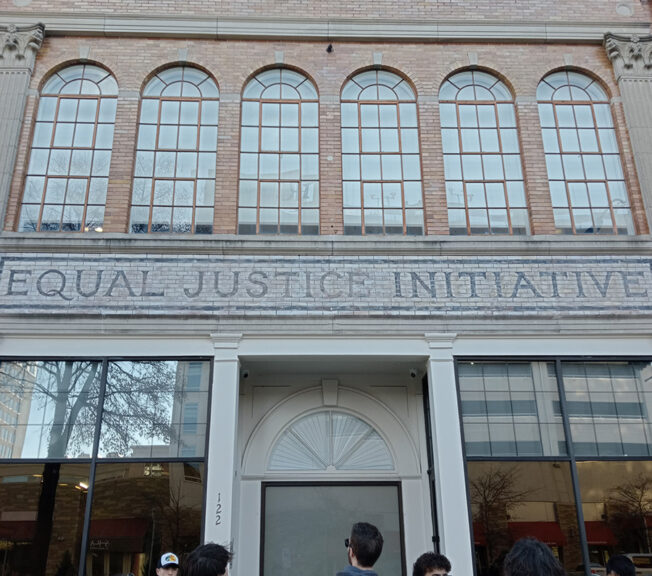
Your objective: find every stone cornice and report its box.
[1,233,652,256]
[0,13,649,42]
[0,22,43,72]
[605,32,652,80]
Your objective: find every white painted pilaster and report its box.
[0,23,44,228]
[604,33,652,228]
[205,333,241,564]
[425,332,473,576]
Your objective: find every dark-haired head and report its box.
[349,522,383,568]
[413,552,451,576]
[503,538,565,576]
[182,543,232,576]
[606,555,635,576]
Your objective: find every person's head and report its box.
[156,553,179,576]
[182,543,233,576]
[412,552,451,576]
[606,555,636,576]
[503,538,565,576]
[346,522,384,569]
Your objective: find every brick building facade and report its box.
[1,2,652,576]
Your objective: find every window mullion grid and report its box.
[453,101,471,234]
[395,100,407,234]
[474,102,490,234]
[297,97,303,233]
[82,94,102,232]
[571,103,598,234]
[554,359,591,575]
[552,101,576,233]
[275,97,281,233]
[496,100,514,235]
[377,102,386,234]
[357,100,366,234]
[76,358,109,576]
[590,102,618,234]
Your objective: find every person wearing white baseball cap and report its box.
[156,552,180,576]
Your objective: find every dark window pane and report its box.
[577,461,652,564]
[0,463,90,576]
[86,462,204,576]
[468,461,578,576]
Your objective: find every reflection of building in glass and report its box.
[0,363,36,459]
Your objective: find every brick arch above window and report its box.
[19,64,118,233]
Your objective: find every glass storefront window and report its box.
[468,461,579,576]
[0,357,209,576]
[562,362,652,457]
[0,361,101,459]
[458,361,566,457]
[99,361,210,458]
[0,463,91,576]
[85,462,204,576]
[577,461,652,565]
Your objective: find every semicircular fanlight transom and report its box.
[268,410,394,471]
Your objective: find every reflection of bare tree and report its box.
[101,361,177,456]
[470,465,532,566]
[154,479,201,554]
[607,474,652,553]
[0,360,181,576]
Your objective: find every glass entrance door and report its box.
[261,483,405,576]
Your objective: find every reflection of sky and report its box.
[22,366,55,458]
[7,361,210,458]
[19,364,95,458]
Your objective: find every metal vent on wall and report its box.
[268,411,394,471]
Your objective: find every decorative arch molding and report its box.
[268,410,394,471]
[241,384,420,477]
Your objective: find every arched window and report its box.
[130,66,218,234]
[341,70,423,235]
[537,71,633,234]
[238,68,319,235]
[19,64,118,232]
[268,411,394,471]
[439,70,528,235]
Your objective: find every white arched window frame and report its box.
[19,64,118,232]
[537,71,634,234]
[130,66,219,234]
[238,68,319,235]
[268,410,394,471]
[341,70,424,235]
[439,70,529,235]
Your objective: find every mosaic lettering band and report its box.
[0,254,650,316]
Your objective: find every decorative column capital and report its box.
[605,33,652,81]
[0,23,44,72]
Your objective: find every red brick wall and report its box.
[5,37,647,235]
[4,0,650,22]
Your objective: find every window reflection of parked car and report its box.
[625,554,652,575]
[573,563,606,576]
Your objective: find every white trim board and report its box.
[1,13,650,42]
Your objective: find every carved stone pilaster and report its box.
[0,23,44,231]
[604,33,652,230]
[0,23,44,72]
